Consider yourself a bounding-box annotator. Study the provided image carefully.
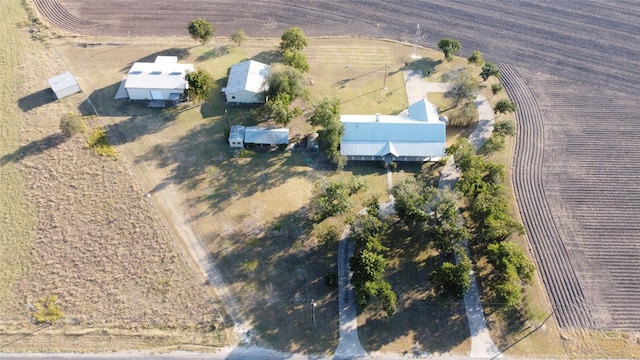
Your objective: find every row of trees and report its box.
[349,198,397,316]
[188,18,247,46]
[448,140,534,310]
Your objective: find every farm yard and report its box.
[36,0,640,335]
[1,0,639,357]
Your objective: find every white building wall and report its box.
[126,88,184,101]
[54,84,81,100]
[226,90,264,104]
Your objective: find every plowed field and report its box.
[34,0,640,331]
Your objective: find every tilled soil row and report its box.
[500,64,595,329]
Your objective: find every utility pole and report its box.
[311,299,317,325]
[383,65,389,90]
[225,109,230,131]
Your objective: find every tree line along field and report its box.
[30,0,640,339]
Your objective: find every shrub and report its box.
[480,134,506,155]
[238,148,255,158]
[32,295,64,325]
[60,113,86,136]
[493,120,516,137]
[87,127,118,157]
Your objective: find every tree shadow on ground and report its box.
[118,47,192,73]
[134,107,312,219]
[355,217,469,354]
[196,45,230,62]
[405,58,443,79]
[251,50,282,65]
[82,82,198,146]
[210,207,340,354]
[18,88,56,112]
[0,133,68,166]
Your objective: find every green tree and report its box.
[32,294,64,325]
[230,29,247,46]
[391,177,429,222]
[480,134,506,155]
[493,120,516,137]
[491,83,503,96]
[280,27,308,52]
[495,276,523,310]
[429,254,471,299]
[264,92,301,126]
[486,241,535,284]
[437,38,461,62]
[494,99,517,117]
[188,18,215,45]
[448,70,479,106]
[309,97,340,127]
[467,50,485,66]
[264,65,306,102]
[184,68,214,103]
[480,62,501,81]
[310,180,350,220]
[308,97,345,168]
[282,49,310,72]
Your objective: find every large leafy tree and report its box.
[280,27,308,52]
[188,18,215,45]
[448,70,479,106]
[486,241,535,284]
[391,177,429,223]
[308,97,345,168]
[282,49,310,73]
[184,68,214,103]
[437,38,461,62]
[264,65,306,101]
[264,92,301,126]
[429,253,472,299]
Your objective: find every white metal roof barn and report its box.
[123,56,194,101]
[222,60,271,104]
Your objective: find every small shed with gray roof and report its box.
[48,72,81,100]
[222,60,271,104]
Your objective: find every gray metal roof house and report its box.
[228,125,289,148]
[48,72,81,100]
[340,98,446,163]
[222,60,271,104]
[123,56,194,101]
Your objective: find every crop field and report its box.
[27,0,640,344]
